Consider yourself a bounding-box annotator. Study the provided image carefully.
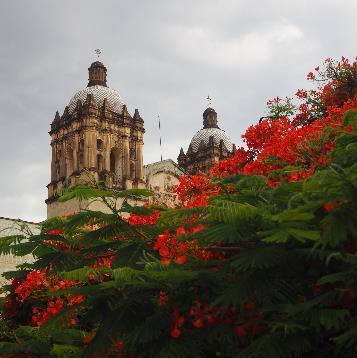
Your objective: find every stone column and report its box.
[51,142,56,181]
[89,131,96,169]
[123,135,130,178]
[103,135,111,172]
[83,133,89,169]
[136,140,143,180]
[73,134,78,172]
[122,134,132,188]
[60,140,66,178]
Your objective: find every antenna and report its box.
[158,114,162,161]
[206,95,212,107]
[94,49,102,59]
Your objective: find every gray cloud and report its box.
[0,0,355,222]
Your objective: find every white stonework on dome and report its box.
[68,85,125,114]
[190,128,234,152]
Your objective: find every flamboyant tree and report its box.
[0,57,356,357]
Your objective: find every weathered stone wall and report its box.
[144,159,183,207]
[146,172,180,207]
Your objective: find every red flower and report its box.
[47,230,64,235]
[171,326,181,338]
[193,318,204,328]
[161,257,171,265]
[243,301,255,311]
[175,255,188,264]
[177,316,185,327]
[159,291,169,306]
[113,339,124,353]
[323,201,344,213]
[251,323,262,336]
[234,325,247,337]
[159,246,170,257]
[307,72,315,80]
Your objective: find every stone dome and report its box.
[190,127,234,152]
[68,85,125,114]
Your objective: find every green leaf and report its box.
[342,109,357,126]
[310,308,350,330]
[50,344,81,357]
[116,188,153,198]
[58,184,113,202]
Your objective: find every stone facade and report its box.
[47,61,145,217]
[178,107,236,174]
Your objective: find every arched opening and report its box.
[97,154,103,172]
[66,146,74,177]
[97,139,103,151]
[130,161,135,179]
[110,148,122,187]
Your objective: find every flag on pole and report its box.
[158,115,162,161]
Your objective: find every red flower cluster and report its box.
[233,301,264,338]
[188,300,218,328]
[32,297,63,326]
[169,299,263,340]
[323,200,347,213]
[159,291,169,306]
[174,175,218,207]
[126,206,160,226]
[211,96,356,183]
[9,270,84,327]
[211,57,356,182]
[153,223,206,265]
[154,230,189,265]
[92,255,115,269]
[15,270,48,302]
[171,306,185,338]
[44,229,84,252]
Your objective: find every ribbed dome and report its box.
[190,127,234,152]
[68,85,125,114]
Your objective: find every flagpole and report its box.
[158,114,162,161]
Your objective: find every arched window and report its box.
[97,139,103,151]
[66,146,74,176]
[110,148,122,188]
[79,140,84,166]
[97,154,103,172]
[130,161,135,178]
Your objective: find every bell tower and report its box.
[88,61,107,87]
[46,61,145,218]
[178,107,235,174]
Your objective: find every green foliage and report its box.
[0,111,356,357]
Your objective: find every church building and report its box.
[46,61,236,217]
[46,61,183,217]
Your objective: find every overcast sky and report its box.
[0,0,355,222]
